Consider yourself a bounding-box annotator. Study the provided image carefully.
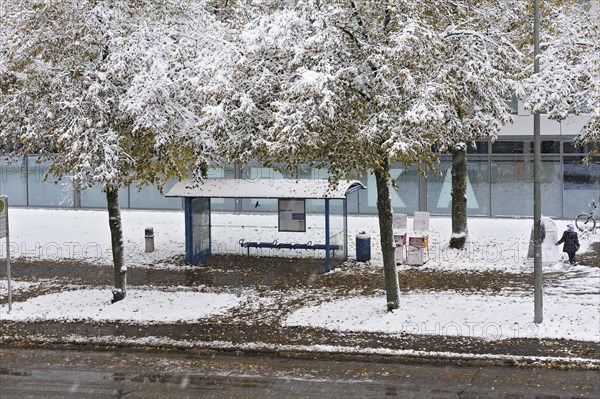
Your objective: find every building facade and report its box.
[1,111,598,219]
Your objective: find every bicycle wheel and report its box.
[575,214,596,232]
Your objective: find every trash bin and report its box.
[406,235,429,266]
[394,232,406,265]
[356,231,371,262]
[145,227,155,253]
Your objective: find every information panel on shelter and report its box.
[278,199,306,232]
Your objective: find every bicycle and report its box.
[575,200,599,233]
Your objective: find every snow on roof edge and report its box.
[165,179,366,199]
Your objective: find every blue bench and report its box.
[239,240,341,257]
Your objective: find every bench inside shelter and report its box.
[239,239,342,257]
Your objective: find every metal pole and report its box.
[533,0,543,324]
[6,231,11,313]
[325,199,331,273]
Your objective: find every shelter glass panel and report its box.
[242,198,277,213]
[328,198,347,265]
[191,198,210,256]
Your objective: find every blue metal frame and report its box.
[182,184,361,269]
[343,197,348,261]
[184,197,211,265]
[325,198,331,273]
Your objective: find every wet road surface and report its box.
[0,347,598,398]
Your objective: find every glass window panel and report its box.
[359,165,419,215]
[27,156,73,207]
[466,141,489,154]
[242,162,316,181]
[540,156,563,217]
[563,141,593,154]
[80,185,129,208]
[563,156,600,218]
[426,157,491,216]
[467,158,492,216]
[541,141,561,154]
[426,162,449,215]
[206,167,236,211]
[129,179,182,209]
[0,157,27,206]
[490,156,533,216]
[492,140,533,154]
[206,165,227,179]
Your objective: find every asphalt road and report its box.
[0,347,598,398]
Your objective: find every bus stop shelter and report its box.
[166,179,365,272]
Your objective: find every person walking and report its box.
[555,224,580,265]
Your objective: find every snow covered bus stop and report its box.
[166,179,365,272]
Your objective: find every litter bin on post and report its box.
[406,235,429,266]
[394,232,407,265]
[356,231,371,262]
[145,227,155,253]
[393,213,407,265]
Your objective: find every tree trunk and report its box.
[449,146,468,249]
[374,165,400,311]
[106,188,126,303]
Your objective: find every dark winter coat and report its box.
[556,231,580,253]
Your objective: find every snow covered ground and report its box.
[0,208,598,344]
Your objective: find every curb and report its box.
[2,334,599,370]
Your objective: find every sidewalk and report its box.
[0,209,599,368]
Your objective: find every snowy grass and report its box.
[4,208,598,273]
[0,288,244,323]
[284,293,600,342]
[1,208,598,346]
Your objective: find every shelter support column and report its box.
[325,198,331,273]
[184,198,194,264]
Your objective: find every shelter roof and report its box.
[166,179,365,199]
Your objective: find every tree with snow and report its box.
[0,0,228,303]
[521,1,599,151]
[213,1,532,310]
[1,0,136,303]
[422,1,527,249]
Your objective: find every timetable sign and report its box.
[0,196,7,238]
